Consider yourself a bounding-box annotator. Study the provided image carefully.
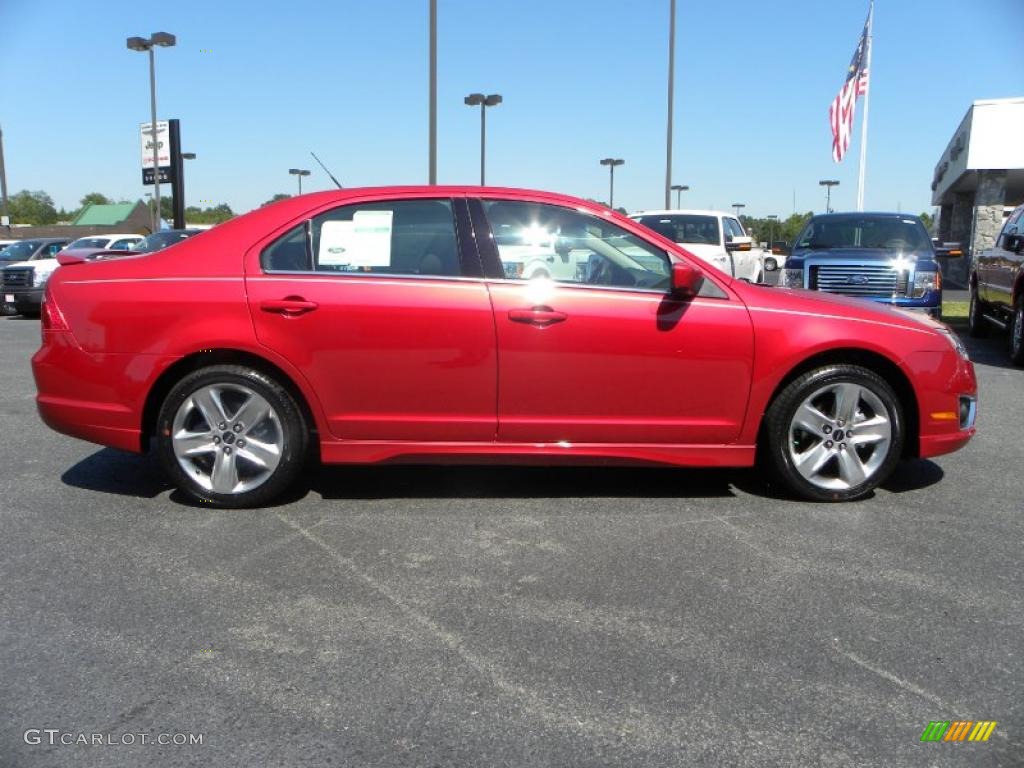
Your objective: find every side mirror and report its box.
[726,235,753,252]
[934,241,963,258]
[1004,234,1023,254]
[670,261,704,298]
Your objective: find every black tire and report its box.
[762,365,904,502]
[967,283,989,338]
[1010,297,1024,367]
[155,364,309,508]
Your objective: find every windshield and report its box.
[0,241,41,261]
[794,216,931,252]
[633,214,721,246]
[68,237,110,250]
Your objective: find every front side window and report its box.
[262,199,460,277]
[484,201,670,291]
[633,214,721,246]
[69,237,109,250]
[724,218,745,240]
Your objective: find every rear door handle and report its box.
[260,298,319,316]
[508,307,567,326]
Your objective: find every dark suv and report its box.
[780,213,958,318]
[969,202,1024,364]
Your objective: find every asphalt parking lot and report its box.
[1,315,1021,767]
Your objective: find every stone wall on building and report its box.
[971,171,1008,254]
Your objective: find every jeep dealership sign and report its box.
[139,121,172,184]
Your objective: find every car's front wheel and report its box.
[763,365,904,502]
[155,365,309,508]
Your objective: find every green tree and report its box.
[8,190,58,225]
[79,192,112,208]
[262,193,292,207]
[919,211,934,234]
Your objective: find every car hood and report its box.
[2,260,35,269]
[789,247,929,263]
[735,280,944,334]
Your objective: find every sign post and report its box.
[140,119,185,229]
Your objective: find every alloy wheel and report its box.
[171,383,283,494]
[787,381,892,491]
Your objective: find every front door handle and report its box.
[508,307,567,326]
[260,297,319,316]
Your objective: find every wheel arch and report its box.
[141,348,321,452]
[758,347,921,459]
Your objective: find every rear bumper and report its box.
[32,332,175,453]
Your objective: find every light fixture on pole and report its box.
[819,179,840,212]
[127,31,176,232]
[464,93,502,185]
[732,203,746,218]
[670,184,689,208]
[289,168,311,195]
[600,158,625,209]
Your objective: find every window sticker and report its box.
[318,210,394,268]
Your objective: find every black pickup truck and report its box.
[969,202,1024,365]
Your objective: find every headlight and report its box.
[910,269,940,298]
[33,269,51,288]
[781,268,803,288]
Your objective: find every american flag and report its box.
[829,7,871,163]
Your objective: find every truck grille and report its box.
[811,264,907,298]
[1,267,34,289]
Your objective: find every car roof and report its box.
[631,209,733,218]
[808,212,923,221]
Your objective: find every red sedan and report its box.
[32,187,976,507]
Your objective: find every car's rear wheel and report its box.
[1010,297,1024,366]
[763,365,904,502]
[967,283,989,338]
[156,365,308,508]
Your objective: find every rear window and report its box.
[634,214,721,246]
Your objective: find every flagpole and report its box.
[856,0,873,211]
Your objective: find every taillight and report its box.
[41,288,69,335]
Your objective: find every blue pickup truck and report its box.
[779,213,960,318]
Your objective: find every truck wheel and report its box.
[763,365,904,502]
[967,284,989,338]
[1010,298,1024,366]
[155,365,309,508]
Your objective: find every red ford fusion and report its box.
[32,187,976,507]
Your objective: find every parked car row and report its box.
[1,230,200,315]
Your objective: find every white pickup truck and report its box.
[630,208,767,282]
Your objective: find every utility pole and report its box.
[0,124,9,231]
[428,0,437,184]
[664,0,676,209]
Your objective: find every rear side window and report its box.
[262,199,461,277]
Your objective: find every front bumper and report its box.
[866,290,941,317]
[3,287,43,315]
[909,349,977,459]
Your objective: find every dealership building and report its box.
[933,97,1024,283]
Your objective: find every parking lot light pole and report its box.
[732,203,745,218]
[127,32,176,232]
[289,168,311,195]
[464,93,501,185]
[766,214,778,247]
[671,184,688,208]
[819,179,839,213]
[600,158,624,209]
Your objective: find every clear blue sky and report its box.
[2,0,1022,218]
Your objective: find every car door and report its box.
[986,209,1022,307]
[245,195,497,442]
[725,217,755,280]
[473,198,754,445]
